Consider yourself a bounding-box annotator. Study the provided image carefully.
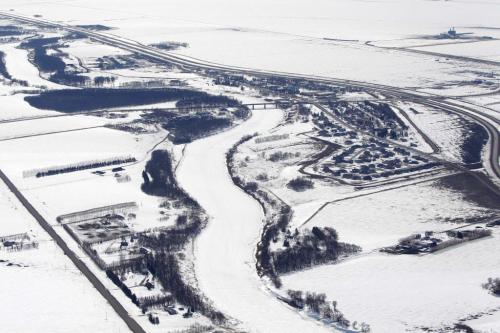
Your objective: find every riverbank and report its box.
[176,108,336,332]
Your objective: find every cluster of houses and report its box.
[325,137,435,182]
[311,111,438,183]
[382,227,493,255]
[382,231,443,254]
[0,232,38,252]
[212,72,356,99]
[331,101,409,141]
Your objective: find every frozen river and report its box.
[176,109,334,333]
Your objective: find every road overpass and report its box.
[1,12,496,179]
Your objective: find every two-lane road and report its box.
[0,169,145,333]
[2,11,497,182]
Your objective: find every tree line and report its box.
[273,227,361,274]
[145,252,226,323]
[25,88,232,112]
[31,157,136,178]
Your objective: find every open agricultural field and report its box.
[0,1,499,333]
[2,0,500,90]
[0,179,131,333]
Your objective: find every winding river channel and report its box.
[176,109,333,333]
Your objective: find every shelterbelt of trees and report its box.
[24,88,241,112]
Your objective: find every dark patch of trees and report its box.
[286,290,356,329]
[226,134,292,287]
[482,277,500,296]
[19,36,89,85]
[0,51,11,80]
[175,94,240,108]
[148,108,181,120]
[76,24,113,31]
[287,177,314,191]
[141,150,185,198]
[145,252,226,323]
[461,122,488,165]
[273,227,361,274]
[24,88,216,112]
[268,150,296,162]
[257,206,291,287]
[163,114,232,144]
[150,41,188,51]
[32,46,66,73]
[106,269,140,307]
[50,71,90,86]
[233,107,250,120]
[453,324,474,333]
[93,76,116,87]
[256,173,269,181]
[143,103,246,144]
[137,150,223,321]
[0,25,25,37]
[35,157,136,178]
[140,150,204,243]
[138,214,204,252]
[20,37,61,49]
[285,289,305,309]
[148,313,160,325]
[226,135,283,284]
[141,109,178,123]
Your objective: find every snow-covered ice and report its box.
[177,108,339,333]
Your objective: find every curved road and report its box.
[0,12,498,332]
[364,40,500,68]
[1,11,497,180]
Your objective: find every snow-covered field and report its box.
[0,94,59,121]
[0,43,66,89]
[0,1,498,332]
[1,0,499,89]
[282,232,500,332]
[217,96,500,332]
[300,178,493,251]
[177,107,343,333]
[0,124,163,179]
[0,119,215,332]
[0,180,131,333]
[414,40,500,62]
[396,102,466,162]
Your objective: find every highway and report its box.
[0,168,146,333]
[0,11,497,181]
[0,12,485,96]
[416,98,500,179]
[0,11,498,332]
